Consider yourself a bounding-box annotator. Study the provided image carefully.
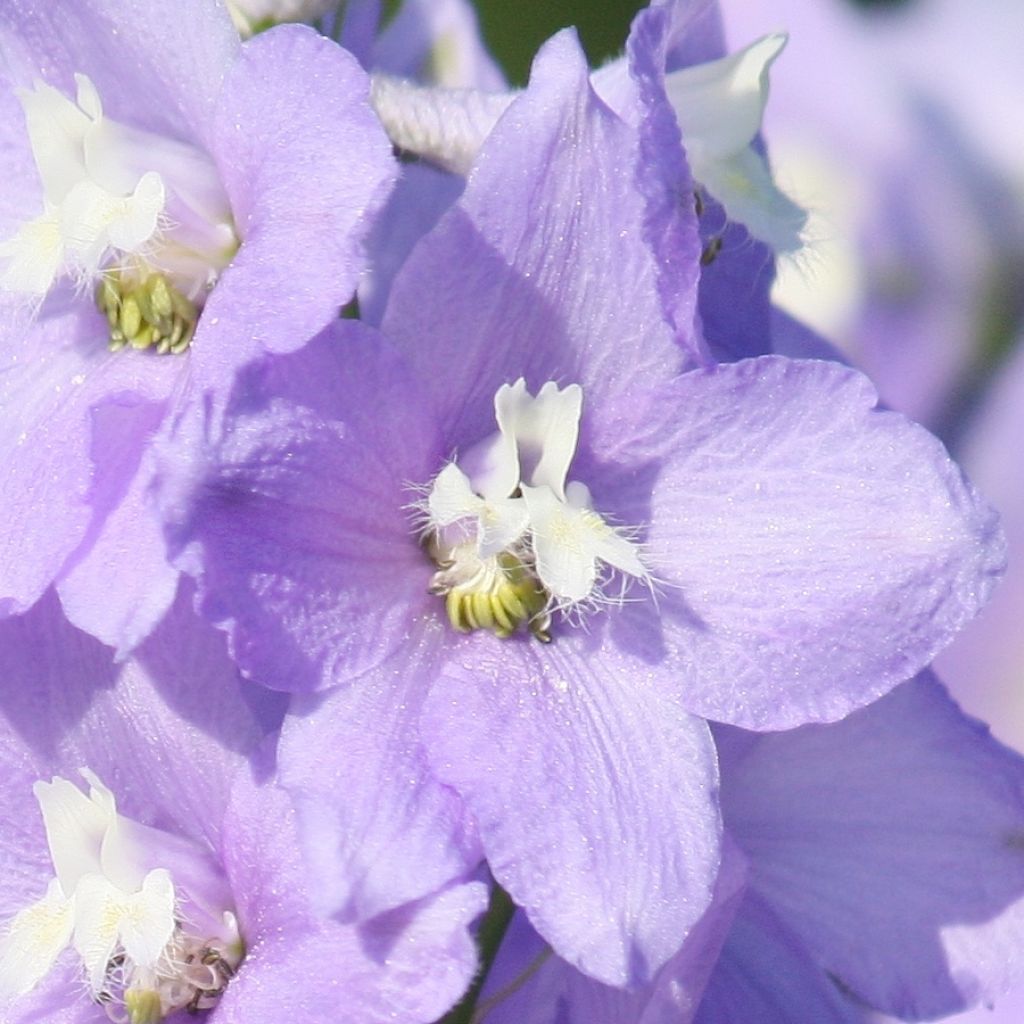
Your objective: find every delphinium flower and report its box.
[462,672,1024,1024]
[0,586,486,1024]
[0,0,396,653]
[160,25,1003,995]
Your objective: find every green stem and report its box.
[440,883,516,1024]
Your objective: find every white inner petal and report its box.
[0,879,74,1000]
[494,379,583,499]
[666,33,787,163]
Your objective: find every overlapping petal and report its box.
[381,30,699,451]
[719,673,1024,1019]
[166,324,443,691]
[605,356,1003,728]
[196,24,397,384]
[420,630,721,986]
[278,648,482,922]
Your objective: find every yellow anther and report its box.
[94,270,198,355]
[125,989,163,1024]
[436,550,551,641]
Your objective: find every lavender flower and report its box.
[0,0,396,653]
[163,28,1002,990]
[0,587,485,1024]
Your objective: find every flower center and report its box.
[0,771,243,1022]
[419,380,648,641]
[97,269,199,354]
[0,74,238,354]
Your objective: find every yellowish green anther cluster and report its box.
[125,989,163,1024]
[431,550,552,642]
[96,270,198,355]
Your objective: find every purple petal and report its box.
[0,305,179,618]
[481,838,747,1024]
[693,894,862,1024]
[936,335,1024,747]
[164,323,444,692]
[372,0,506,90]
[193,25,397,384]
[614,355,1004,729]
[277,650,482,922]
[359,162,465,326]
[718,673,1024,1018]
[220,769,485,1024]
[0,0,239,144]
[55,403,179,656]
[381,29,697,454]
[0,584,279,854]
[420,631,722,987]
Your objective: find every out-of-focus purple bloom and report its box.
[722,0,1024,432]
[0,587,485,1024]
[371,0,506,90]
[161,26,1001,992]
[471,674,1024,1023]
[0,0,396,653]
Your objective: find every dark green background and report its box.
[446,0,911,85]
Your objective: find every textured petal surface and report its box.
[55,401,180,656]
[420,630,721,987]
[612,355,1003,728]
[278,641,481,922]
[480,839,746,1024]
[194,24,397,384]
[0,0,239,145]
[719,673,1024,1019]
[220,768,485,1024]
[164,323,444,692]
[0,303,179,618]
[0,585,279,857]
[382,29,697,456]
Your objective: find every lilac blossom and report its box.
[469,673,1024,1023]
[0,585,485,1024]
[161,26,1002,992]
[0,0,396,654]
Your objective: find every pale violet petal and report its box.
[32,776,112,894]
[494,379,583,499]
[666,33,787,163]
[0,879,73,1000]
[699,146,807,254]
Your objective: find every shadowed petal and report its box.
[719,673,1024,1019]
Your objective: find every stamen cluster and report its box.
[420,379,648,640]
